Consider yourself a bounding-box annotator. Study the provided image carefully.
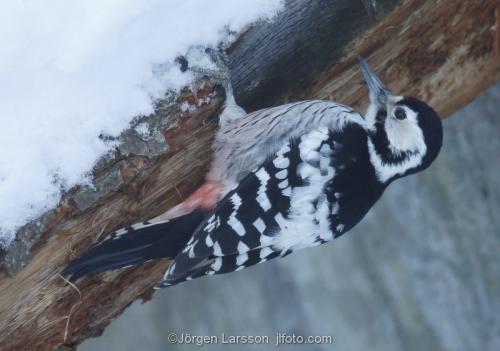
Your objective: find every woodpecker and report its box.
[64,57,443,287]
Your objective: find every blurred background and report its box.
[81,82,500,351]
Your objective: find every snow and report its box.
[0,0,283,246]
[134,123,151,139]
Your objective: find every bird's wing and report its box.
[159,127,341,287]
[208,100,364,183]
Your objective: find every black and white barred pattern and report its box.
[107,221,156,240]
[159,127,352,287]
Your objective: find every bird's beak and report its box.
[357,57,391,107]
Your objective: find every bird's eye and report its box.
[394,108,407,120]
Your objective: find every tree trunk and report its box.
[0,0,498,350]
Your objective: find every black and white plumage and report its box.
[64,57,443,288]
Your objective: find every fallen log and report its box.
[0,0,498,350]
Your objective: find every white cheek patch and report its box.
[385,107,426,154]
[368,106,428,182]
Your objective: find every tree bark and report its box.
[0,0,498,350]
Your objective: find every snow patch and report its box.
[134,123,151,139]
[0,0,283,246]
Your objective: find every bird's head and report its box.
[357,57,443,183]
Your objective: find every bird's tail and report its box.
[63,211,206,282]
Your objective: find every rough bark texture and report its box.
[0,0,498,350]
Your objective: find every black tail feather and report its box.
[63,210,205,281]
